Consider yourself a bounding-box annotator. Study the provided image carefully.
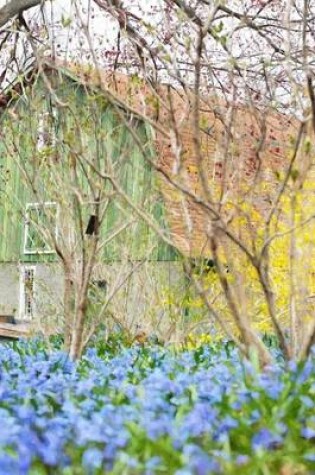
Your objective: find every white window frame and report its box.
[23,202,58,255]
[19,265,36,320]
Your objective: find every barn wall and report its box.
[0,72,176,263]
[0,261,185,337]
[0,70,179,327]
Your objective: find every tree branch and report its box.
[0,0,42,28]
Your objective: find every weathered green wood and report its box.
[0,81,59,263]
[0,70,178,264]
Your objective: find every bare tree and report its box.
[0,0,42,28]
[80,0,315,365]
[0,62,177,358]
[2,0,315,364]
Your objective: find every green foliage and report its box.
[91,331,133,357]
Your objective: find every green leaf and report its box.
[61,15,72,28]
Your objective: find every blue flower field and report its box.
[0,339,314,474]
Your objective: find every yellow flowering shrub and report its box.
[184,162,315,340]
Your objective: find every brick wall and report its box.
[45,62,309,257]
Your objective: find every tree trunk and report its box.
[69,300,87,360]
[63,267,73,352]
[0,0,42,27]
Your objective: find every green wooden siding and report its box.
[0,70,178,263]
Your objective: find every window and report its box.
[19,266,36,320]
[24,202,58,254]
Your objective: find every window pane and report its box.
[24,204,57,254]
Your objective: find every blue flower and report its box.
[182,444,221,475]
[304,453,315,462]
[82,447,103,472]
[0,338,313,474]
[252,428,283,450]
[301,427,315,440]
[0,454,20,475]
[236,455,249,465]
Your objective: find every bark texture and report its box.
[0,0,42,28]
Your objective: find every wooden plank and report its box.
[0,322,30,339]
[0,315,15,324]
